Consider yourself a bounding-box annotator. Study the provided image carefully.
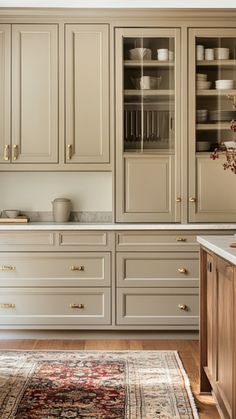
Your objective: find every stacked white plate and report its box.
[196,109,208,123]
[215,79,234,90]
[214,48,230,60]
[196,73,211,90]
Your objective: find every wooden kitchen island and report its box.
[198,236,236,419]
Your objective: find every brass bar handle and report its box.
[0,265,16,271]
[0,303,16,309]
[70,265,84,271]
[176,237,186,242]
[189,197,196,203]
[70,303,84,309]
[13,144,19,161]
[67,144,72,160]
[178,267,188,274]
[175,197,181,203]
[3,145,10,161]
[178,304,188,311]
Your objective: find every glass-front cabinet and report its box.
[189,28,236,222]
[116,28,181,222]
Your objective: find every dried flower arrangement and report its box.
[210,117,236,173]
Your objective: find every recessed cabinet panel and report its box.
[12,25,58,163]
[65,25,109,164]
[0,25,10,165]
[191,156,236,221]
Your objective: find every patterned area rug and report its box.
[0,350,199,419]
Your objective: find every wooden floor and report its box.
[0,339,219,419]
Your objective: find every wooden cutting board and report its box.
[0,217,29,223]
[229,243,236,248]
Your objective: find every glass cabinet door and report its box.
[116,28,181,222]
[189,28,236,222]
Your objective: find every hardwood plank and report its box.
[0,339,220,418]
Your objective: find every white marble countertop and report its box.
[197,235,236,265]
[0,223,236,231]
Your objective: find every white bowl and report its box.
[4,210,20,218]
[214,47,230,60]
[196,141,211,151]
[224,141,236,149]
[129,48,152,60]
[196,73,208,81]
[215,79,234,89]
[197,81,211,90]
[131,76,162,90]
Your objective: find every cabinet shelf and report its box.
[196,123,231,130]
[197,59,236,67]
[124,89,174,97]
[124,60,174,68]
[196,89,236,96]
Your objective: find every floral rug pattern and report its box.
[0,350,199,419]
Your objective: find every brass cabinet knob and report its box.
[13,144,19,161]
[175,197,181,203]
[189,197,196,203]
[176,237,186,242]
[177,267,188,274]
[67,144,72,160]
[0,303,16,309]
[3,144,10,161]
[70,265,84,271]
[0,265,15,271]
[70,303,84,309]
[178,304,188,311]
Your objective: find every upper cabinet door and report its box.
[65,24,109,164]
[115,28,181,222]
[12,25,58,164]
[0,25,11,164]
[188,28,236,222]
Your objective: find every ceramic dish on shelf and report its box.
[196,141,211,151]
[215,79,234,90]
[131,76,162,90]
[196,109,208,123]
[129,48,152,60]
[224,141,236,149]
[214,47,230,60]
[209,110,236,122]
[196,73,208,81]
[197,81,211,90]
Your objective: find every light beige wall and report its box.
[0,172,112,212]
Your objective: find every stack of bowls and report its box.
[196,141,211,152]
[196,73,211,90]
[214,48,229,60]
[215,79,234,90]
[196,109,208,123]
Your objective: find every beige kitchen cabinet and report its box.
[200,247,236,419]
[188,28,236,222]
[10,24,58,164]
[65,24,110,164]
[0,25,10,164]
[115,27,181,222]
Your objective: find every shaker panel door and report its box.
[65,24,109,163]
[12,25,58,163]
[0,25,11,164]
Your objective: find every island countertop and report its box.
[197,235,236,265]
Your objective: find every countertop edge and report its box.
[197,235,236,265]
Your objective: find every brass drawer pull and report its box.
[176,237,186,242]
[178,267,188,274]
[70,265,84,271]
[0,303,16,309]
[189,197,196,203]
[0,265,15,271]
[70,304,84,309]
[67,144,72,160]
[178,304,188,311]
[13,144,19,161]
[3,144,10,161]
[175,197,181,203]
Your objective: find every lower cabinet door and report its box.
[116,288,199,326]
[0,288,111,325]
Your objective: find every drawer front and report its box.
[116,288,199,326]
[58,231,111,250]
[117,252,199,287]
[0,252,111,287]
[116,232,197,250]
[0,288,111,325]
[0,232,55,250]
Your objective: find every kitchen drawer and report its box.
[0,288,111,325]
[0,232,55,251]
[0,252,111,287]
[117,252,199,287]
[116,232,198,251]
[116,288,199,326]
[58,231,112,250]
